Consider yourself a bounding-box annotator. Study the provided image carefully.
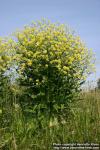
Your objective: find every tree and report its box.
[13,20,95,125]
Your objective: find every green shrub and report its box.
[13,20,95,124]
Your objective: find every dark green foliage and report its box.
[97,78,100,89]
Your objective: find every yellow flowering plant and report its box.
[0,38,17,129]
[0,38,13,74]
[13,20,95,125]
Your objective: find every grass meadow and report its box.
[0,81,100,150]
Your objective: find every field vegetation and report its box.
[0,20,99,150]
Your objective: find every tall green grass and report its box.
[0,81,100,150]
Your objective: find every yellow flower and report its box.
[63,70,67,75]
[45,64,48,67]
[27,60,32,66]
[36,79,39,83]
[36,80,39,85]
[29,78,33,82]
[50,60,61,64]
[63,66,69,71]
[0,109,2,114]
[21,63,25,69]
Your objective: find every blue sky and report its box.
[0,0,100,81]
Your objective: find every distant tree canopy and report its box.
[0,20,95,124]
[97,78,100,89]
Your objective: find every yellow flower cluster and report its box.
[15,20,95,81]
[0,20,94,83]
[0,38,15,73]
[27,60,32,66]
